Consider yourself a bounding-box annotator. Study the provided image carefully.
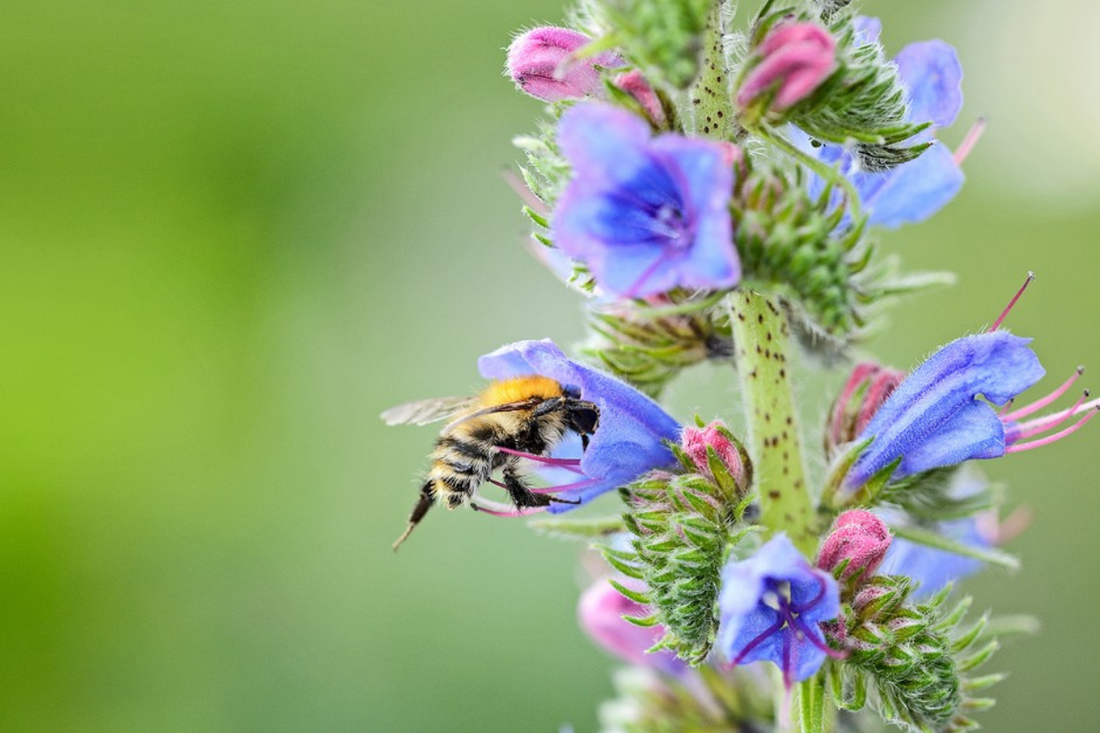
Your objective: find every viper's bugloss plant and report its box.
[385,1,1094,729]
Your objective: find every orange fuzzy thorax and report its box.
[478,376,563,407]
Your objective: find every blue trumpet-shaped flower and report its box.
[846,331,1045,488]
[797,18,966,228]
[553,103,739,297]
[478,339,681,511]
[717,535,840,685]
[878,518,987,598]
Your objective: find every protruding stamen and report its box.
[493,446,586,474]
[1002,367,1085,422]
[1009,391,1095,440]
[998,399,1015,417]
[954,116,987,165]
[790,615,846,660]
[989,271,1034,332]
[1005,405,1099,453]
[470,498,549,517]
[529,477,601,494]
[726,617,785,670]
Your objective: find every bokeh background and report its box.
[2,0,1098,730]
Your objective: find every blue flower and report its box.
[478,339,681,511]
[846,331,1045,488]
[797,20,965,228]
[553,103,739,297]
[717,535,840,685]
[878,518,987,598]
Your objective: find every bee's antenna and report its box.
[393,483,435,552]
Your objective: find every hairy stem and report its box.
[684,0,742,141]
[728,290,817,555]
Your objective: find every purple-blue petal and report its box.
[717,535,839,682]
[853,16,882,45]
[552,102,738,297]
[895,40,964,129]
[557,103,653,188]
[879,518,987,598]
[859,143,963,228]
[478,339,681,511]
[849,332,1045,486]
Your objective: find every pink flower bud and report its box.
[825,362,905,457]
[578,579,687,676]
[817,510,892,584]
[506,27,623,103]
[737,21,837,113]
[613,70,666,127]
[681,420,749,491]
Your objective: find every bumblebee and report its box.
[382,375,600,550]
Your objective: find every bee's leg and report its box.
[392,482,435,552]
[501,464,581,507]
[581,433,590,452]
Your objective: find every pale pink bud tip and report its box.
[613,70,666,126]
[817,510,892,583]
[826,362,904,456]
[681,420,746,487]
[578,580,687,676]
[737,22,837,112]
[506,27,623,103]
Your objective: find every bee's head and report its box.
[566,400,600,436]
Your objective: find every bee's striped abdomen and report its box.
[427,419,503,509]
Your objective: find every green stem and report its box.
[683,0,741,141]
[727,290,817,555]
[754,124,864,224]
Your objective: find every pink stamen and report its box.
[998,399,1015,417]
[529,477,601,494]
[623,249,675,300]
[1010,392,1096,440]
[1005,406,1100,454]
[469,498,549,517]
[1001,366,1084,422]
[791,616,846,660]
[725,617,785,671]
[989,271,1034,332]
[502,170,550,215]
[493,446,586,474]
[953,116,987,166]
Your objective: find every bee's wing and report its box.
[380,396,477,426]
[441,398,542,432]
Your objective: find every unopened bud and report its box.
[613,70,666,127]
[681,420,751,495]
[506,27,623,103]
[818,510,892,585]
[825,362,905,457]
[737,21,836,117]
[578,579,687,676]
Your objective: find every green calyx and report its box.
[580,291,733,398]
[605,467,753,666]
[829,576,1005,732]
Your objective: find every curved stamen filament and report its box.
[1006,406,1100,454]
[1001,367,1084,422]
[725,617,785,670]
[989,271,1034,332]
[493,447,586,474]
[953,116,987,166]
[1009,392,1096,440]
[529,477,601,494]
[789,615,846,660]
[789,574,826,614]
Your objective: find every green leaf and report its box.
[798,672,827,733]
[889,524,1021,570]
[529,515,625,540]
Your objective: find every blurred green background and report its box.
[1,0,1097,730]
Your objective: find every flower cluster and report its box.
[386,1,1091,731]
